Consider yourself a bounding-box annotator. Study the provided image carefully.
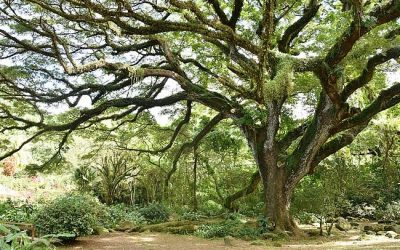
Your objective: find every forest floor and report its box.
[59,231,400,250]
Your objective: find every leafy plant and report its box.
[73,165,96,192]
[194,219,242,239]
[0,223,54,250]
[33,193,107,237]
[230,226,260,240]
[194,224,229,238]
[257,216,271,234]
[139,203,169,224]
[105,204,145,228]
[181,212,202,221]
[0,200,36,223]
[376,201,400,221]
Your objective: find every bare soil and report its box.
[59,231,400,250]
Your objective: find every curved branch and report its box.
[118,101,193,154]
[325,0,400,67]
[309,124,366,174]
[278,0,320,53]
[278,123,309,151]
[335,82,400,133]
[341,46,400,101]
[224,171,260,211]
[165,113,225,187]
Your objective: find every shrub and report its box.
[0,200,36,223]
[376,201,400,221]
[348,203,376,219]
[194,224,229,238]
[33,193,107,237]
[230,226,260,240]
[224,212,244,221]
[201,200,222,216]
[2,156,17,176]
[194,220,241,239]
[139,203,169,223]
[108,204,146,227]
[181,212,202,221]
[294,212,319,225]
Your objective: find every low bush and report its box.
[224,212,244,221]
[33,193,107,237]
[139,203,169,224]
[0,200,36,223]
[105,204,145,228]
[194,224,229,238]
[230,226,260,240]
[180,211,202,221]
[200,200,222,216]
[376,201,400,221]
[194,219,241,239]
[294,212,319,225]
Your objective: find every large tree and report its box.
[0,0,399,233]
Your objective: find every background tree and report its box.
[0,0,399,233]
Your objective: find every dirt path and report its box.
[58,232,400,250]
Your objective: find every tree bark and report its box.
[193,149,198,211]
[261,166,298,233]
[243,125,301,234]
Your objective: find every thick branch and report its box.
[310,124,366,173]
[341,47,400,101]
[278,0,320,53]
[335,82,400,132]
[224,171,260,210]
[229,0,244,29]
[325,0,400,67]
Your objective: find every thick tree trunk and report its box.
[259,163,299,233]
[243,126,301,234]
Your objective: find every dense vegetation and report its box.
[0,0,399,248]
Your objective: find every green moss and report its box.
[126,65,145,84]
[264,57,295,100]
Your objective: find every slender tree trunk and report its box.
[193,149,198,211]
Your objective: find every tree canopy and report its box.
[0,0,399,233]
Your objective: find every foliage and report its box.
[2,156,17,176]
[194,223,231,239]
[180,212,202,221]
[376,201,400,221]
[73,151,140,205]
[199,200,223,216]
[294,212,319,225]
[194,218,260,239]
[73,165,96,193]
[0,223,54,250]
[33,193,107,237]
[139,203,170,224]
[0,174,73,202]
[0,200,36,224]
[0,0,400,233]
[94,152,139,205]
[257,216,271,234]
[105,204,145,228]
